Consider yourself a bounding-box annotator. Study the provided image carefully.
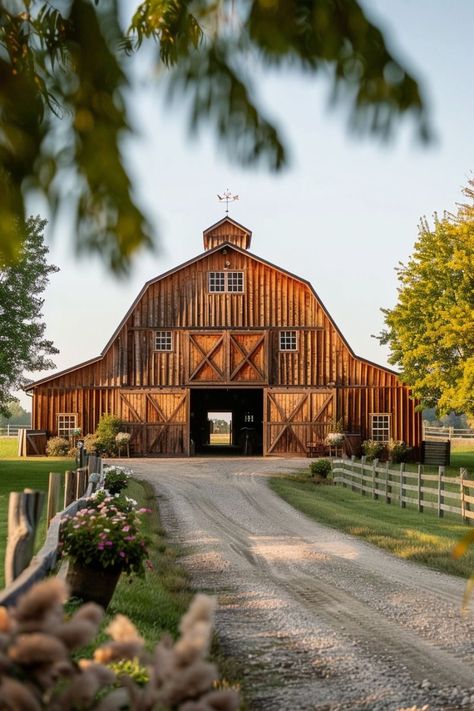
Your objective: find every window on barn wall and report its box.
[279,331,298,351]
[58,413,78,437]
[208,271,244,293]
[227,272,244,292]
[370,414,391,442]
[154,331,173,351]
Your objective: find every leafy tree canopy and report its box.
[0,216,58,417]
[0,400,31,425]
[380,180,474,416]
[0,0,430,274]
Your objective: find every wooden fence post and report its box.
[5,489,45,585]
[64,470,78,508]
[361,456,366,496]
[350,455,356,492]
[460,468,470,525]
[372,458,379,500]
[418,465,423,513]
[47,473,62,526]
[76,468,89,499]
[437,466,444,518]
[385,461,391,504]
[399,463,406,508]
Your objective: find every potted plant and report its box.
[104,465,131,494]
[325,432,345,447]
[115,431,131,456]
[60,497,150,608]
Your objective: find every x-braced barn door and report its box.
[186,331,268,384]
[119,390,189,456]
[264,389,335,455]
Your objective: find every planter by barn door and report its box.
[264,389,335,455]
[119,390,189,456]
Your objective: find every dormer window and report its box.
[208,271,244,293]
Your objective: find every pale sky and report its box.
[20,0,474,410]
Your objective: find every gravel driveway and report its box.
[127,457,474,710]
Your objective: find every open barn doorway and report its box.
[190,388,263,455]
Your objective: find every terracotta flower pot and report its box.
[66,563,122,609]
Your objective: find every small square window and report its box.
[227,272,244,292]
[279,331,297,351]
[209,272,226,292]
[154,331,173,351]
[370,414,391,442]
[58,413,77,438]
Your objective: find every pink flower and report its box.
[119,551,126,558]
[97,544,105,550]
[122,525,130,532]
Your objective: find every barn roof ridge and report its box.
[202,216,252,236]
[25,240,399,390]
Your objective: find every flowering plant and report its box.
[116,431,131,445]
[87,489,138,514]
[60,501,151,576]
[325,432,345,446]
[104,465,131,495]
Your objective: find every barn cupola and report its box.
[203,217,252,251]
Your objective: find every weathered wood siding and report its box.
[29,227,421,455]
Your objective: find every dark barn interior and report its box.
[190,388,263,455]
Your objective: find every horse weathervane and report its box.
[217,189,239,215]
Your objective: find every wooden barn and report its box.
[26,217,422,456]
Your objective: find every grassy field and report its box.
[270,445,474,579]
[0,437,75,587]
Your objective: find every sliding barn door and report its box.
[119,389,189,456]
[264,389,335,455]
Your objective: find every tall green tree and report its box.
[0,216,58,416]
[0,0,430,274]
[380,180,474,416]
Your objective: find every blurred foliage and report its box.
[380,179,474,416]
[0,0,429,273]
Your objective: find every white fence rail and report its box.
[332,458,473,523]
[0,425,30,437]
[423,425,474,440]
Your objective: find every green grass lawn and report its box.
[270,472,474,578]
[0,438,75,587]
[271,445,474,578]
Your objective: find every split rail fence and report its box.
[332,457,474,524]
[0,454,103,607]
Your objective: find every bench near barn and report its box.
[0,455,103,607]
[331,457,474,523]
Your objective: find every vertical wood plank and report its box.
[47,472,62,525]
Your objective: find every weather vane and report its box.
[217,189,239,214]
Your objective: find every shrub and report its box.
[309,459,332,478]
[104,466,131,495]
[388,439,412,463]
[95,414,122,455]
[83,432,99,454]
[116,431,131,446]
[362,439,386,462]
[0,577,239,710]
[46,436,70,456]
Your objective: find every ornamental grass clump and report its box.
[0,577,239,710]
[60,502,151,577]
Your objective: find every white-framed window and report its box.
[370,414,391,442]
[227,271,244,292]
[208,271,244,293]
[154,330,173,351]
[58,413,78,438]
[279,330,298,351]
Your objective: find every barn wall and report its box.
[29,242,422,450]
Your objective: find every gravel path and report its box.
[127,457,474,710]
